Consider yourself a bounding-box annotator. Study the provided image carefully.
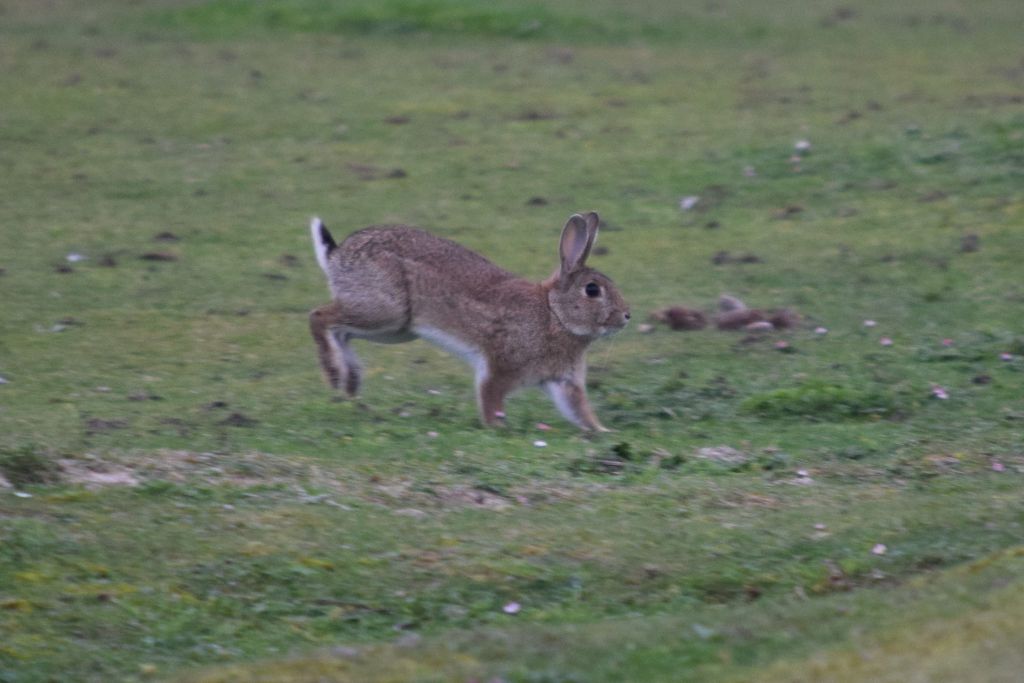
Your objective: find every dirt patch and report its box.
[59,459,140,488]
[696,446,750,467]
[434,485,513,511]
[52,450,319,491]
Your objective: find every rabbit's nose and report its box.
[624,312,631,320]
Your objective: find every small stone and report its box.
[679,196,700,211]
[879,337,893,346]
[863,319,877,327]
[814,326,828,335]
[502,601,521,615]
[794,139,812,153]
[872,543,887,555]
[533,440,548,448]
[792,470,814,485]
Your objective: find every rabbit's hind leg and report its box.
[310,302,362,396]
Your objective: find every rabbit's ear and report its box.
[582,211,600,240]
[559,213,595,275]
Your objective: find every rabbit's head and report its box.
[547,212,630,338]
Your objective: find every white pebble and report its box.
[679,196,700,211]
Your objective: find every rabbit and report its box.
[308,211,630,431]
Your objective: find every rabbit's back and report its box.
[326,226,544,342]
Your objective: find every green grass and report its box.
[1,0,1023,681]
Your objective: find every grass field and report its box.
[1,0,1023,681]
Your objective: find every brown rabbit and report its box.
[308,212,629,431]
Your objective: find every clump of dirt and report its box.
[649,295,799,333]
[139,252,178,262]
[650,306,708,330]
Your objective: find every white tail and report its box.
[310,217,336,273]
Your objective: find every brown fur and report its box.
[309,213,630,431]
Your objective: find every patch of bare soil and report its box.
[58,459,140,488]
[368,476,599,512]
[55,450,317,491]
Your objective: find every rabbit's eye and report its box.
[584,282,601,298]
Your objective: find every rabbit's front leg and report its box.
[477,374,516,428]
[544,379,610,432]
[476,370,514,427]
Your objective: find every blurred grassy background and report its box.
[1,1,1022,681]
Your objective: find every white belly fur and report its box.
[414,325,487,377]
